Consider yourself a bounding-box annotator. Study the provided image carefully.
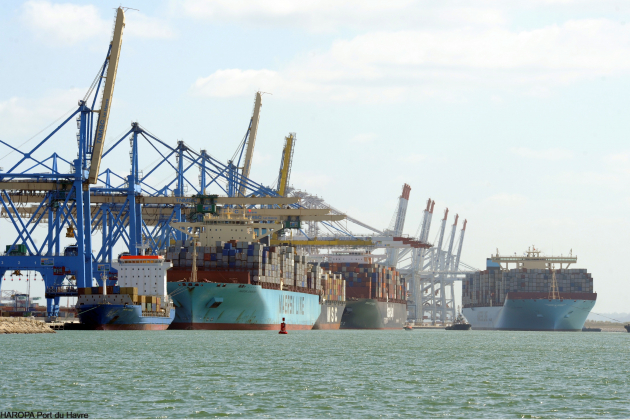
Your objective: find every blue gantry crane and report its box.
[0,7,126,317]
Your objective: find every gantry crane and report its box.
[87,7,125,184]
[237,92,263,197]
[277,133,295,197]
[385,184,411,267]
[0,7,127,318]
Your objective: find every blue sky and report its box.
[1,0,630,313]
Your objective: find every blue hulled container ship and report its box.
[462,248,596,331]
[164,210,343,330]
[167,280,320,330]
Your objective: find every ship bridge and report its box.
[490,247,577,270]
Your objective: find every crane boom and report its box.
[452,219,467,271]
[238,92,262,196]
[277,133,295,196]
[87,7,125,184]
[385,183,411,267]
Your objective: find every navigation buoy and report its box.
[279,317,288,334]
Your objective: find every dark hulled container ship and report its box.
[75,256,175,330]
[316,258,408,330]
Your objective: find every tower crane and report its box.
[87,7,125,184]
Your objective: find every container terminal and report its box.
[0,6,556,331]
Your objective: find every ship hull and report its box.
[77,304,175,330]
[463,293,596,331]
[167,282,321,330]
[313,300,346,330]
[340,299,406,329]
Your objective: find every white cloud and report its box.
[605,152,630,163]
[125,13,176,40]
[22,1,108,45]
[252,150,273,166]
[21,1,175,45]
[192,69,283,98]
[511,147,574,160]
[0,89,85,140]
[191,18,630,102]
[180,0,506,32]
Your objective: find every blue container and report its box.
[210,254,217,261]
[229,250,236,256]
[224,243,232,250]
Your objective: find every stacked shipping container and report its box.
[307,264,346,302]
[318,262,407,302]
[76,286,165,313]
[164,240,323,294]
[462,267,594,307]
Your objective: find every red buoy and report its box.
[279,317,288,334]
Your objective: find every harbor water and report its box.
[1,330,629,418]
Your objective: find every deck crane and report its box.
[87,7,125,185]
[384,184,411,268]
[237,92,263,197]
[277,133,295,197]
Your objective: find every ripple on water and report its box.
[1,330,629,418]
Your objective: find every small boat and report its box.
[403,322,414,331]
[446,313,471,331]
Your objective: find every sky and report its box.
[0,0,629,314]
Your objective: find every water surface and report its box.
[1,330,628,418]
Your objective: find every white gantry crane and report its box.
[384,184,411,267]
[398,200,473,325]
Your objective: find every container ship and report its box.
[461,248,596,331]
[316,254,408,329]
[75,255,175,330]
[164,211,345,330]
[311,265,346,329]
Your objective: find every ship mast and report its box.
[190,232,199,283]
[548,265,560,300]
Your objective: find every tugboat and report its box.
[446,311,471,331]
[403,322,414,331]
